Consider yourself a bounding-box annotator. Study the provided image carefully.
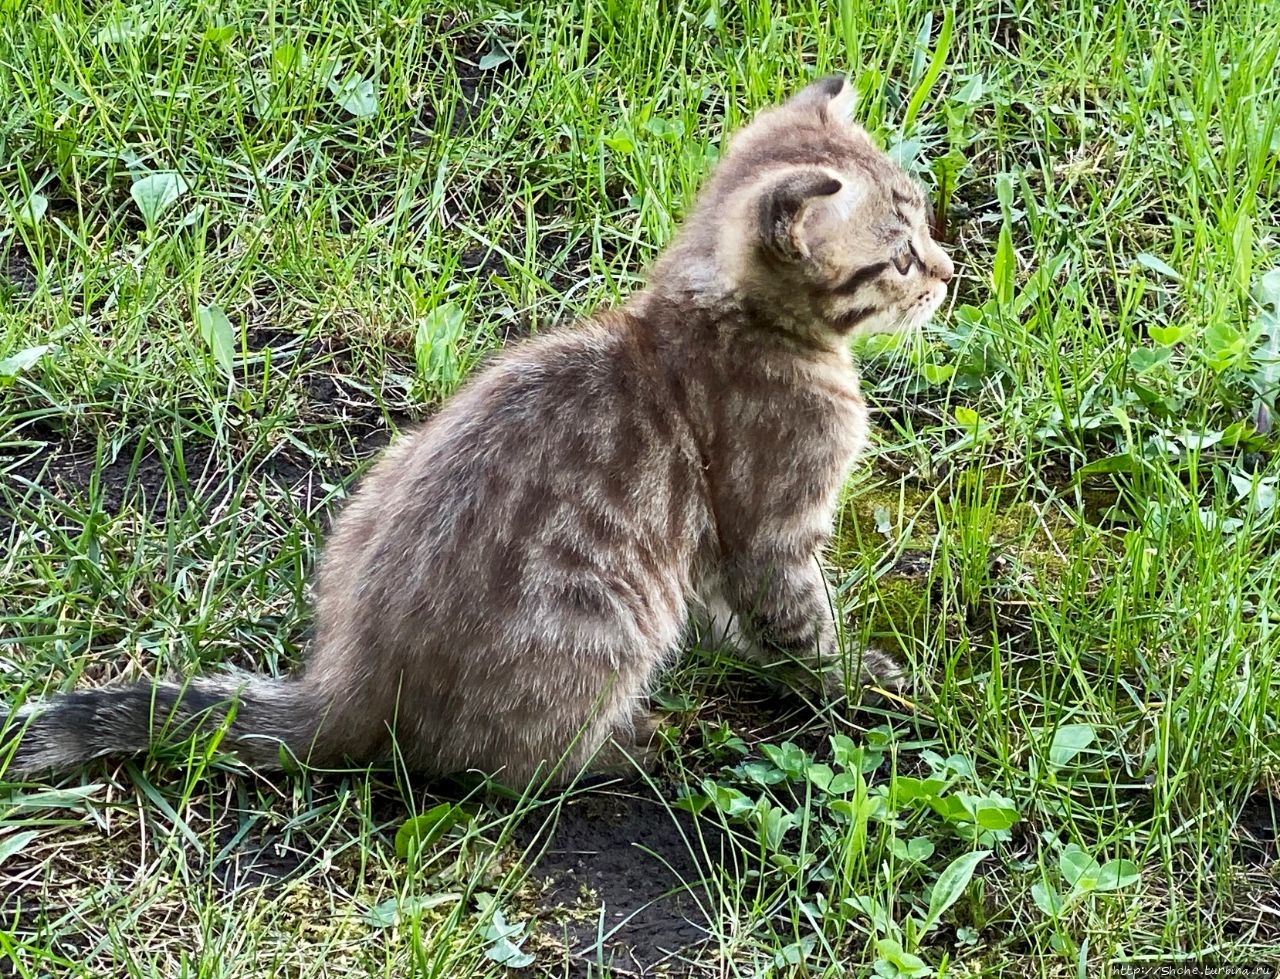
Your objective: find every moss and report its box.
[833,474,939,565]
[832,468,1084,652]
[848,564,935,651]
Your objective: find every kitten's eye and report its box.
[891,242,918,275]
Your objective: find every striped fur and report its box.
[3,76,952,788]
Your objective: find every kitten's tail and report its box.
[1,675,335,778]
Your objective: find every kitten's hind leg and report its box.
[569,708,664,781]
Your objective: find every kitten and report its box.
[2,76,953,788]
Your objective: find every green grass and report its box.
[3,0,1280,976]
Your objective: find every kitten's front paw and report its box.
[820,646,910,708]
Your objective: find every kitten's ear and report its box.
[792,75,858,127]
[757,168,843,263]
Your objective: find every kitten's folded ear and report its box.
[792,75,858,126]
[757,167,844,264]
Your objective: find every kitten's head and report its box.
[678,76,954,340]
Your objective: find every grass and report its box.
[2,0,1279,976]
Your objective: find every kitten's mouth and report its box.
[917,283,949,325]
[895,287,947,332]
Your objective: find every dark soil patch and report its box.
[210,815,315,894]
[515,790,721,978]
[461,243,508,278]
[675,669,839,762]
[1,239,38,300]
[459,226,617,297]
[240,318,419,449]
[0,431,337,545]
[0,325,421,539]
[418,30,518,140]
[1234,791,1280,869]
[539,229,615,295]
[4,435,225,524]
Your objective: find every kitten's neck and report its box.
[625,277,854,365]
[628,258,852,359]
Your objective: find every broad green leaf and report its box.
[0,344,55,379]
[604,129,635,154]
[888,136,923,169]
[806,763,834,792]
[1147,324,1186,346]
[908,12,932,85]
[329,72,378,119]
[272,42,307,77]
[968,799,1020,831]
[845,894,892,933]
[14,192,47,226]
[921,361,955,385]
[873,505,892,536]
[485,938,534,968]
[643,116,684,139]
[1180,429,1225,451]
[1135,253,1181,281]
[995,172,1014,213]
[705,781,753,817]
[902,6,953,131]
[394,802,473,859]
[953,72,985,105]
[954,405,981,431]
[992,221,1015,304]
[928,793,970,822]
[362,896,399,929]
[483,909,525,942]
[96,17,150,44]
[923,849,990,931]
[924,751,975,779]
[1048,723,1096,769]
[671,792,711,815]
[890,835,935,863]
[890,774,947,804]
[875,937,929,976]
[130,172,189,226]
[1059,844,1100,889]
[1094,858,1142,891]
[1031,880,1063,916]
[196,304,236,375]
[0,830,39,867]
[852,331,905,359]
[1258,267,1280,312]
[827,772,859,794]
[756,801,797,851]
[760,741,809,777]
[772,936,816,967]
[1203,320,1247,371]
[1073,453,1140,478]
[478,46,511,71]
[483,911,534,967]
[1128,347,1170,373]
[362,892,459,929]
[907,836,934,861]
[1232,211,1253,294]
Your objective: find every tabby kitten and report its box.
[3,76,953,788]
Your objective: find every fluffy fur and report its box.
[3,76,953,787]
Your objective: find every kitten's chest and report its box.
[795,361,870,472]
[725,363,869,502]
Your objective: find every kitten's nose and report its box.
[934,251,955,284]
